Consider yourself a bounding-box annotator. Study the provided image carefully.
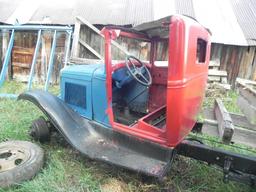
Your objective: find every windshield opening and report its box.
[111,35,151,64]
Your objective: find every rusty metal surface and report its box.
[176,140,256,186]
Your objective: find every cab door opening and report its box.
[111,34,169,131]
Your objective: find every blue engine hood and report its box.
[61,64,104,81]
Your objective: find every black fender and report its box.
[18,90,94,150]
[18,90,174,178]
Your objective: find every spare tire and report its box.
[0,140,44,188]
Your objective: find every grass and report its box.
[200,85,256,156]
[203,85,241,114]
[0,81,255,192]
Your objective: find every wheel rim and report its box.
[0,147,30,172]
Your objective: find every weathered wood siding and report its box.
[1,27,256,85]
[1,31,67,84]
[77,24,150,61]
[210,43,256,85]
[0,31,9,72]
[38,31,67,84]
[78,25,104,59]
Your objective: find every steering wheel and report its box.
[125,55,152,86]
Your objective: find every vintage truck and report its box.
[16,15,256,185]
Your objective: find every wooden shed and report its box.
[0,29,69,84]
[0,0,256,85]
[210,44,256,85]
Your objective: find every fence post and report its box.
[0,29,15,87]
[27,29,42,90]
[44,30,57,91]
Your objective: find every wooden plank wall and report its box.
[78,29,256,85]
[41,31,67,84]
[78,24,150,61]
[0,31,9,72]
[238,47,256,80]
[1,27,256,85]
[12,46,34,79]
[210,43,256,85]
[1,31,67,84]
[78,25,104,59]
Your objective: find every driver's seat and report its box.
[112,68,133,88]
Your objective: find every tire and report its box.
[0,140,44,188]
[30,117,50,142]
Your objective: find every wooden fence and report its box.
[210,44,256,85]
[0,31,67,84]
[1,23,256,86]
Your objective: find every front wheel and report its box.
[30,117,51,142]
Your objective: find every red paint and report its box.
[119,31,150,41]
[102,15,211,148]
[148,67,168,112]
[112,62,151,72]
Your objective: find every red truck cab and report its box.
[19,15,212,178]
[19,16,256,183]
[103,15,211,147]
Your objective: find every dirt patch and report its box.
[100,178,129,192]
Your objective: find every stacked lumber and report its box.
[199,79,256,148]
[208,60,231,90]
[236,78,256,125]
[200,99,256,148]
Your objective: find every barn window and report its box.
[196,39,207,63]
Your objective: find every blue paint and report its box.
[92,66,110,127]
[28,30,41,90]
[60,63,110,127]
[44,30,57,91]
[0,93,18,99]
[0,25,72,31]
[112,67,133,88]
[112,68,149,113]
[60,64,103,120]
[0,29,15,87]
[64,31,72,67]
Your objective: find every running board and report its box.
[18,90,174,178]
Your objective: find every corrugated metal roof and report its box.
[152,0,176,21]
[175,0,195,18]
[0,0,22,22]
[193,0,247,46]
[0,0,255,46]
[31,0,155,26]
[230,0,256,45]
[6,0,39,24]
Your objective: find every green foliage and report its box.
[203,88,241,114]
